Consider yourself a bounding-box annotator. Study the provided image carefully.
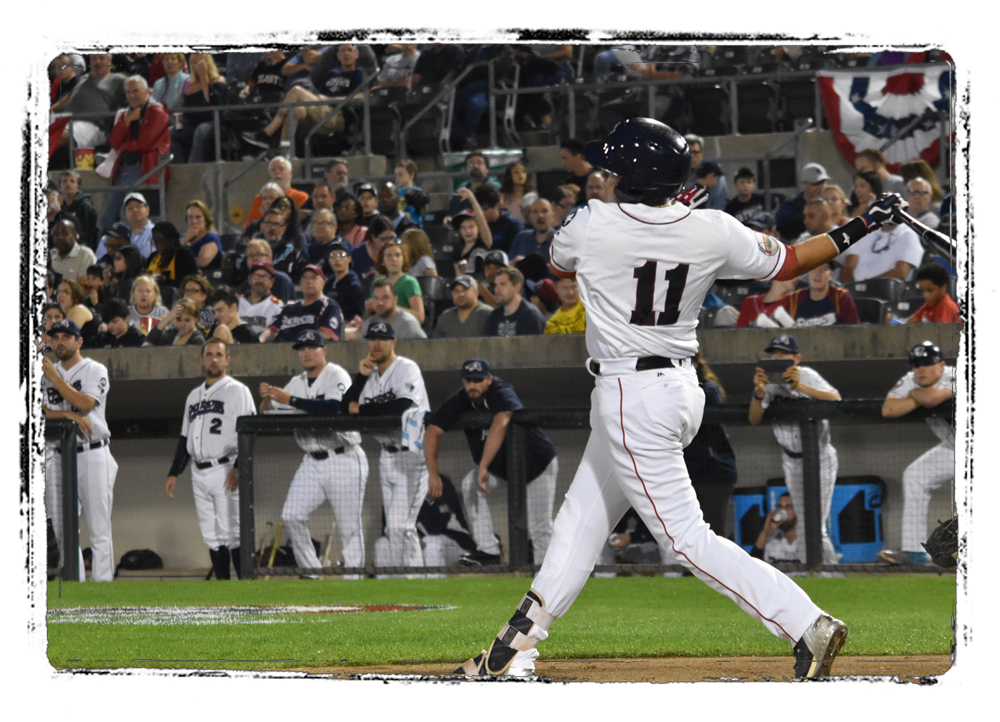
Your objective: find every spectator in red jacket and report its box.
[102,75,170,232]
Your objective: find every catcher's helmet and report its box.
[909,340,944,367]
[582,117,691,205]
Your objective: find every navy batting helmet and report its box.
[582,118,691,205]
[909,341,944,367]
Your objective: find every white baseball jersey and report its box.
[42,358,112,444]
[238,294,285,336]
[550,202,787,360]
[887,365,956,447]
[181,375,256,463]
[268,362,361,452]
[358,356,430,447]
[759,366,838,453]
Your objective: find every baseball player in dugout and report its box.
[259,330,368,579]
[749,333,842,566]
[41,319,119,582]
[165,339,256,580]
[423,359,558,566]
[878,341,955,566]
[456,117,908,680]
[341,320,431,574]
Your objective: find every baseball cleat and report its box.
[793,613,848,679]
[459,550,502,567]
[878,549,929,566]
[453,639,536,678]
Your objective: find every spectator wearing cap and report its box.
[236,240,296,302]
[750,333,842,565]
[57,170,99,251]
[352,215,394,283]
[102,73,170,232]
[91,297,145,348]
[474,184,523,255]
[477,249,508,307]
[682,134,728,211]
[433,275,494,338]
[423,358,558,565]
[368,239,425,325]
[356,278,427,341]
[145,221,199,290]
[324,241,366,324]
[483,266,545,337]
[238,262,286,337]
[50,217,97,284]
[775,162,829,242]
[509,198,556,265]
[355,183,380,230]
[377,181,418,236]
[725,167,767,224]
[450,187,493,276]
[544,276,586,335]
[208,287,259,345]
[261,264,344,343]
[122,192,155,260]
[95,222,132,267]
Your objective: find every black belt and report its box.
[588,356,687,376]
[309,447,346,460]
[195,455,232,470]
[782,448,803,459]
[58,439,109,453]
[384,445,409,453]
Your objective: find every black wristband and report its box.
[827,216,874,254]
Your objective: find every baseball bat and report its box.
[321,534,335,570]
[265,522,284,580]
[893,208,957,264]
[256,521,273,565]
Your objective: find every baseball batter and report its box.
[456,118,906,679]
[342,320,431,572]
[165,339,256,580]
[879,341,955,565]
[424,358,558,566]
[259,330,368,579]
[41,319,118,582]
[749,333,841,565]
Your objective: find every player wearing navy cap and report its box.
[42,319,118,581]
[260,330,368,578]
[878,341,956,565]
[455,117,906,679]
[342,320,431,573]
[424,359,558,566]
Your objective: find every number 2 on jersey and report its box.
[630,261,689,326]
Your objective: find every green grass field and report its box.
[45,574,955,671]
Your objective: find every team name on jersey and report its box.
[367,389,398,405]
[189,399,226,421]
[45,380,84,409]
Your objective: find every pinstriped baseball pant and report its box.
[901,443,954,553]
[378,448,428,569]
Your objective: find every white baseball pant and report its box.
[192,463,240,551]
[45,448,84,581]
[282,446,368,572]
[901,443,954,553]
[373,533,465,579]
[378,448,428,569]
[45,444,118,582]
[780,446,839,565]
[532,365,822,643]
[461,458,558,563]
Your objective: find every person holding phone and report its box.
[749,334,841,566]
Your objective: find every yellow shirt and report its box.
[544,301,586,335]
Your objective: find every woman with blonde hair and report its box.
[400,228,438,277]
[144,297,208,347]
[180,199,223,270]
[370,240,425,324]
[128,274,170,334]
[151,53,190,125]
[170,53,227,163]
[821,184,850,226]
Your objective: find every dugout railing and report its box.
[43,418,82,582]
[234,399,957,580]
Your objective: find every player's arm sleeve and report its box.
[168,435,191,477]
[357,397,415,416]
[288,396,344,416]
[425,392,465,432]
[340,372,368,406]
[548,206,589,278]
[716,217,788,281]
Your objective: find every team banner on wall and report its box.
[817,66,954,173]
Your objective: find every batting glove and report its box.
[860,193,908,231]
[675,184,710,209]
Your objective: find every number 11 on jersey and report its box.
[629,261,690,326]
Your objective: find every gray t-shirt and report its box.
[65,73,127,130]
[360,307,427,340]
[433,302,494,338]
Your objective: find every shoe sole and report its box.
[800,621,848,679]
